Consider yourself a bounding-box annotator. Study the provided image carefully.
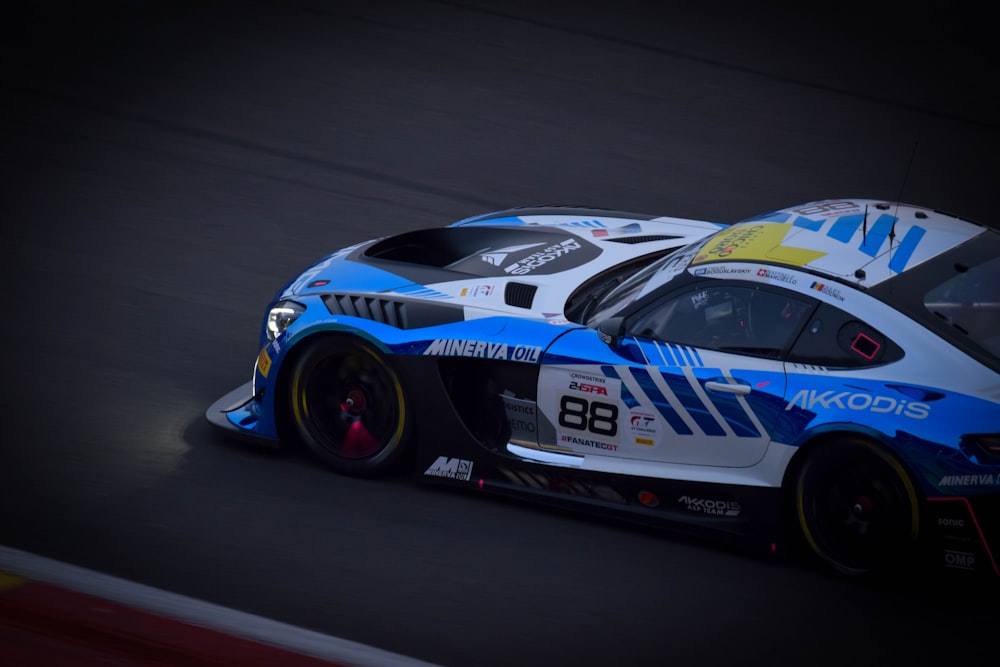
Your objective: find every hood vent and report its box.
[605,234,681,244]
[505,283,537,309]
[322,294,463,329]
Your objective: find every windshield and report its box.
[584,260,666,325]
[584,236,709,326]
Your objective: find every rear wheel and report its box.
[795,438,920,577]
[288,336,409,476]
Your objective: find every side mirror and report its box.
[597,316,625,347]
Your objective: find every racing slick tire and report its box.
[288,336,410,477]
[794,437,921,577]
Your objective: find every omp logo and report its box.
[480,242,544,267]
[944,550,976,571]
[424,456,473,481]
[785,389,930,419]
[504,238,582,275]
[678,496,741,516]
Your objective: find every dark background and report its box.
[2,2,998,665]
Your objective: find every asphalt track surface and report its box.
[2,1,998,665]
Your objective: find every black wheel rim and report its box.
[297,345,402,460]
[799,447,917,575]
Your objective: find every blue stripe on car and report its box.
[828,213,864,243]
[858,213,896,256]
[627,367,694,435]
[791,215,824,231]
[888,225,927,273]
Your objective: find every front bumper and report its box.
[204,381,280,447]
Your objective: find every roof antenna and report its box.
[892,140,920,241]
[887,141,919,281]
[862,203,868,242]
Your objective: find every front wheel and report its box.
[288,336,409,476]
[795,438,920,577]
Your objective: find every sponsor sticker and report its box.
[810,280,845,301]
[424,456,474,481]
[794,200,861,217]
[938,474,999,487]
[460,284,495,298]
[756,267,797,285]
[487,238,583,275]
[691,290,710,310]
[563,371,619,397]
[691,223,826,267]
[503,397,537,437]
[559,433,619,452]
[568,380,607,395]
[785,389,930,419]
[678,495,741,516]
[628,411,657,445]
[257,347,272,378]
[423,339,542,362]
[480,242,542,267]
[693,224,769,263]
[692,265,752,276]
[943,549,976,571]
[570,371,606,384]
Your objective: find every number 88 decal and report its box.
[559,396,618,437]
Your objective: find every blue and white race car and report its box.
[207,200,1000,579]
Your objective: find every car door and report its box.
[537,281,815,467]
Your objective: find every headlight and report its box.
[266,300,305,341]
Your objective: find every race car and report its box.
[207,199,1000,579]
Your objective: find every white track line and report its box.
[0,545,440,667]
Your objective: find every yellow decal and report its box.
[692,223,826,267]
[0,571,26,591]
[257,347,272,378]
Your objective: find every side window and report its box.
[923,256,1000,359]
[629,284,813,358]
[788,302,904,367]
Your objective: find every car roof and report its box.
[689,199,988,287]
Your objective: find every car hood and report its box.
[277,213,724,319]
